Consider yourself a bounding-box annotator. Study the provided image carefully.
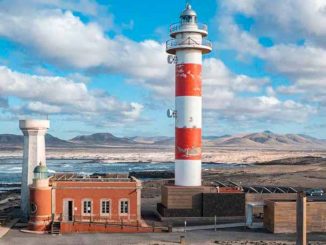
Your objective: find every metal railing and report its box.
[51,173,132,182]
[60,214,138,223]
[166,37,212,50]
[57,214,167,232]
[170,22,208,34]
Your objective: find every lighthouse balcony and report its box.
[170,22,208,37]
[166,37,212,54]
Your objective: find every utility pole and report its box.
[296,191,307,245]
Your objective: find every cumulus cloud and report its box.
[216,0,326,113]
[216,96,315,123]
[221,0,326,47]
[0,66,143,123]
[0,5,169,83]
[201,60,314,123]
[203,58,268,109]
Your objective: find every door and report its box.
[68,201,73,221]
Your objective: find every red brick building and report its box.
[28,168,145,233]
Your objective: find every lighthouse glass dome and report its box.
[33,164,49,179]
[180,4,197,24]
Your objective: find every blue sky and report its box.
[0,0,325,139]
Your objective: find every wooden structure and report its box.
[264,200,326,233]
[296,192,307,245]
[158,185,245,217]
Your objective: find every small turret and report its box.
[32,162,49,188]
[33,162,49,180]
[28,161,52,232]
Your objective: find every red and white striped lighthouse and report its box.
[167,3,212,186]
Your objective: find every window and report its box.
[181,15,195,24]
[101,200,110,214]
[83,200,92,214]
[120,200,129,214]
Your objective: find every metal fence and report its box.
[170,22,208,34]
[166,37,212,50]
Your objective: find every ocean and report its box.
[0,158,247,192]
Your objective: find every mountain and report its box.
[0,131,325,149]
[0,134,23,146]
[70,133,135,145]
[45,134,74,147]
[0,134,72,148]
[211,131,326,148]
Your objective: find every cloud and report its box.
[217,96,315,123]
[0,66,143,123]
[201,59,314,123]
[0,5,169,84]
[25,101,62,114]
[221,0,326,47]
[216,0,326,113]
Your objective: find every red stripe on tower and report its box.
[176,64,202,96]
[175,128,202,160]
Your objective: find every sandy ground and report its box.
[1,147,326,164]
[2,227,326,244]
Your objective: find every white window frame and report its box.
[119,199,129,216]
[100,199,111,217]
[82,199,92,216]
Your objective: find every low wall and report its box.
[60,222,163,233]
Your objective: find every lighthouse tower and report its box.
[167,3,212,186]
[19,119,50,219]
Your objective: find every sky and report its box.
[0,0,325,139]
